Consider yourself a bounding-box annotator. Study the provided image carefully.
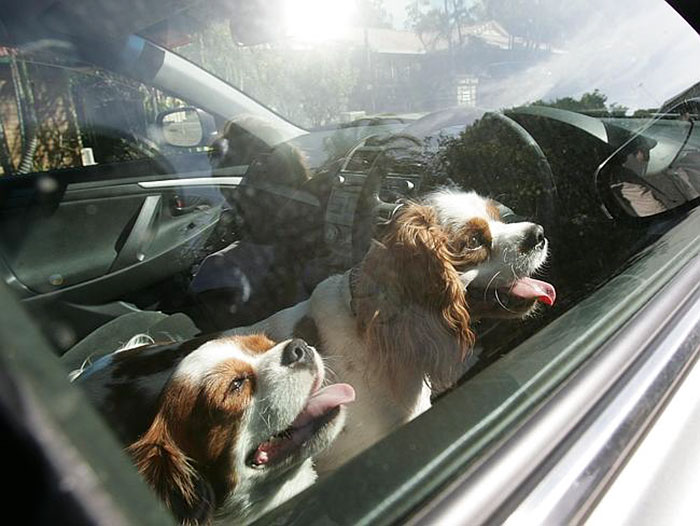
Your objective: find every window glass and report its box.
[1,0,700,525]
[0,46,191,175]
[168,0,700,129]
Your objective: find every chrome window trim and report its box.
[137,176,243,188]
[585,330,700,525]
[410,253,700,525]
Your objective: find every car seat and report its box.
[60,310,200,373]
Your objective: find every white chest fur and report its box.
[233,273,433,476]
[308,275,432,474]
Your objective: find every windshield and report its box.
[156,0,700,129]
[1,1,700,525]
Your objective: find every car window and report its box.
[1,1,699,525]
[0,45,194,176]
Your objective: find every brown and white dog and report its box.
[230,189,555,475]
[74,334,354,525]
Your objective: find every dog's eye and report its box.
[466,234,484,250]
[229,376,247,393]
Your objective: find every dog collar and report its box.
[348,264,362,316]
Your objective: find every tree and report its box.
[357,0,393,28]
[406,0,481,51]
[531,89,628,116]
[176,22,359,128]
[480,0,589,49]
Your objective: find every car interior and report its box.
[0,41,695,365]
[1,0,700,524]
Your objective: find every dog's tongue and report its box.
[252,383,355,467]
[291,383,356,429]
[511,277,556,306]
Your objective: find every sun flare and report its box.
[283,0,357,42]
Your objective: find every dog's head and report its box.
[354,190,554,390]
[125,335,354,525]
[424,189,555,319]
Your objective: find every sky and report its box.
[377,0,700,110]
[484,0,700,110]
[383,0,479,29]
[383,0,411,28]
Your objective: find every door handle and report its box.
[109,195,162,272]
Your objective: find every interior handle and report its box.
[109,195,162,272]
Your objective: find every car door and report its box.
[0,44,235,347]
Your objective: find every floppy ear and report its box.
[128,413,215,526]
[355,203,474,392]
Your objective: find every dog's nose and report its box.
[521,224,546,251]
[281,339,313,367]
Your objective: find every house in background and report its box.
[296,20,553,117]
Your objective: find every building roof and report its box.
[282,21,512,55]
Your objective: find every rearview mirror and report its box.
[228,0,285,46]
[157,107,215,147]
[598,99,700,218]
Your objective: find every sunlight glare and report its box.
[283,0,357,42]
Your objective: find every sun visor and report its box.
[1,0,203,44]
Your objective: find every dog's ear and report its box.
[128,413,215,526]
[356,203,474,391]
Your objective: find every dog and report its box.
[229,189,556,475]
[73,334,355,525]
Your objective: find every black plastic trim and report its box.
[110,195,162,272]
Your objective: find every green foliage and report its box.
[429,114,546,215]
[531,89,629,116]
[406,0,587,49]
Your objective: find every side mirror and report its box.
[597,98,700,218]
[157,107,215,148]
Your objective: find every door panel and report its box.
[0,161,238,294]
[0,194,147,293]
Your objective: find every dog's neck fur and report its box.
[352,240,469,393]
[215,460,316,525]
[305,271,432,474]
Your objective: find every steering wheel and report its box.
[126,134,178,176]
[478,111,559,235]
[350,133,423,263]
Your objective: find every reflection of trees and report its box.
[430,108,656,315]
[72,70,182,164]
[0,49,188,174]
[406,0,590,51]
[480,0,588,49]
[531,89,628,117]
[29,62,82,172]
[178,22,359,128]
[407,0,482,51]
[0,57,83,174]
[427,115,545,216]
